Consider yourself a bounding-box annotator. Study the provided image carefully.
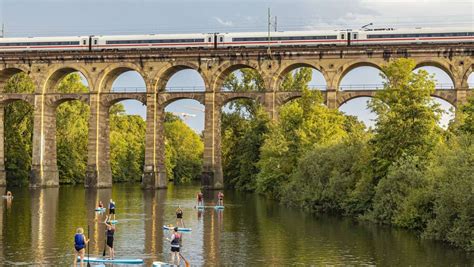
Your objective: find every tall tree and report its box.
[4,73,35,186]
[368,58,442,181]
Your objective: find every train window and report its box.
[83,40,86,45]
[208,37,212,42]
[368,32,474,39]
[220,37,223,42]
[353,33,358,39]
[341,34,345,39]
[94,40,98,45]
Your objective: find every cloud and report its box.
[214,17,233,27]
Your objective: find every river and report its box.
[0,184,472,266]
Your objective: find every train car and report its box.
[219,30,346,48]
[0,36,89,52]
[91,33,214,50]
[349,27,474,45]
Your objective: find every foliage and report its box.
[4,73,35,186]
[368,58,442,181]
[109,104,146,182]
[164,116,203,184]
[256,89,349,197]
[56,74,89,184]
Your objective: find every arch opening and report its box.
[431,97,455,129]
[163,69,206,92]
[468,71,474,89]
[414,66,454,89]
[109,100,147,183]
[338,97,377,129]
[111,70,146,93]
[55,99,90,184]
[164,99,204,184]
[2,72,35,186]
[339,66,384,91]
[220,65,264,92]
[278,64,326,91]
[45,69,90,93]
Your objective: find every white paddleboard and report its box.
[162,225,192,232]
[153,261,178,267]
[78,256,143,264]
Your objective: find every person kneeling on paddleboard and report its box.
[197,191,203,207]
[108,199,116,220]
[6,191,12,198]
[104,215,116,260]
[217,192,224,206]
[74,227,90,267]
[98,200,104,209]
[167,227,182,266]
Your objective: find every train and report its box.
[0,27,472,52]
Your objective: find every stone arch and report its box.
[47,95,90,109]
[102,93,147,107]
[159,93,205,108]
[414,60,455,88]
[98,63,148,93]
[430,91,456,106]
[0,66,34,93]
[212,61,264,92]
[278,93,303,106]
[220,94,264,107]
[337,61,385,90]
[154,62,206,92]
[337,92,377,107]
[42,65,92,93]
[273,62,326,91]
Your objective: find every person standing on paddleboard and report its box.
[167,227,182,266]
[104,215,116,260]
[108,199,116,220]
[197,191,203,207]
[74,227,90,267]
[98,200,104,209]
[6,191,12,198]
[176,205,184,227]
[217,192,224,206]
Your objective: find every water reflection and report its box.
[0,185,472,266]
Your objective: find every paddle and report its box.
[102,228,107,257]
[87,225,91,267]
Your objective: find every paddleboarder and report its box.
[73,227,90,267]
[98,200,104,209]
[108,199,116,220]
[176,205,184,227]
[217,192,224,206]
[167,227,182,266]
[104,215,116,260]
[6,191,12,198]
[196,191,203,207]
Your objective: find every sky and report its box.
[1,0,473,131]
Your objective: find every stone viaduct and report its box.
[0,44,472,189]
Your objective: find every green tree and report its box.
[164,116,203,184]
[55,73,90,184]
[368,58,442,181]
[4,73,35,186]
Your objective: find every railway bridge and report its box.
[0,44,472,189]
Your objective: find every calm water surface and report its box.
[0,184,472,266]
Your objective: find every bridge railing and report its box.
[109,83,455,93]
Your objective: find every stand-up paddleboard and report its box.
[162,225,192,232]
[214,206,224,209]
[95,207,106,212]
[107,220,118,224]
[78,256,143,264]
[153,261,178,267]
[196,205,205,209]
[2,196,13,199]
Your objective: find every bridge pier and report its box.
[143,94,167,189]
[202,92,223,190]
[30,97,58,188]
[85,93,112,188]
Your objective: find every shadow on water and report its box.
[0,184,472,266]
